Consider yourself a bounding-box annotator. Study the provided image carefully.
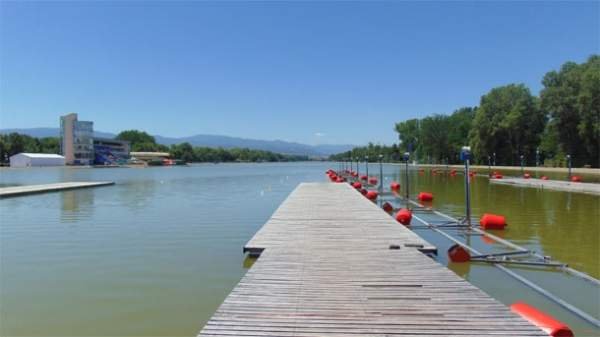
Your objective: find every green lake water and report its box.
[1,163,598,336]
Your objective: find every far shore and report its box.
[397,163,600,176]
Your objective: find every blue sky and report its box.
[0,1,598,145]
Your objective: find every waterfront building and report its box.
[9,153,65,167]
[93,138,130,165]
[60,113,94,165]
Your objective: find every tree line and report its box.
[116,130,310,162]
[0,133,59,162]
[331,55,599,168]
[0,130,308,164]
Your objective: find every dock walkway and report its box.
[199,182,545,336]
[0,181,114,198]
[491,177,600,195]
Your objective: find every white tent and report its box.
[9,153,65,167]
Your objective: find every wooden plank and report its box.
[199,182,546,336]
[0,181,115,198]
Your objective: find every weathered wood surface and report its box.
[0,181,114,198]
[199,182,545,336]
[490,177,600,195]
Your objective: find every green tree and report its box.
[419,115,451,163]
[540,55,599,167]
[116,130,158,151]
[394,119,420,155]
[470,84,545,165]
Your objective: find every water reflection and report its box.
[61,189,94,222]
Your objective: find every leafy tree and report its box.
[394,119,420,155]
[540,55,599,167]
[116,130,156,150]
[470,84,544,165]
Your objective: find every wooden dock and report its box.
[0,181,114,198]
[491,177,600,195]
[199,182,545,336]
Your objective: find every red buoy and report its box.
[352,181,362,189]
[469,171,476,177]
[360,175,368,181]
[450,169,457,175]
[495,174,503,179]
[390,181,401,191]
[365,190,378,201]
[541,176,549,180]
[368,177,378,185]
[335,176,346,183]
[523,173,531,179]
[480,213,507,230]
[418,192,434,202]
[382,202,394,213]
[395,208,412,226]
[448,244,470,263]
[360,188,367,195]
[571,175,582,182]
[511,302,574,337]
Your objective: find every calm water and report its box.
[1,163,598,336]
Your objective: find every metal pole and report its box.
[493,152,496,166]
[461,147,472,227]
[520,155,524,175]
[567,154,572,180]
[487,155,491,177]
[404,152,410,208]
[379,154,383,192]
[365,156,369,179]
[536,149,540,178]
[356,158,359,177]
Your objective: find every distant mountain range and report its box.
[0,127,355,157]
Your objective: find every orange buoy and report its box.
[352,181,362,189]
[523,173,531,179]
[510,302,574,337]
[360,175,368,181]
[360,188,367,195]
[368,177,378,185]
[448,244,470,263]
[480,213,507,230]
[382,202,394,213]
[571,175,582,182]
[418,192,434,202]
[541,176,549,180]
[395,208,412,226]
[365,190,378,201]
[390,182,401,191]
